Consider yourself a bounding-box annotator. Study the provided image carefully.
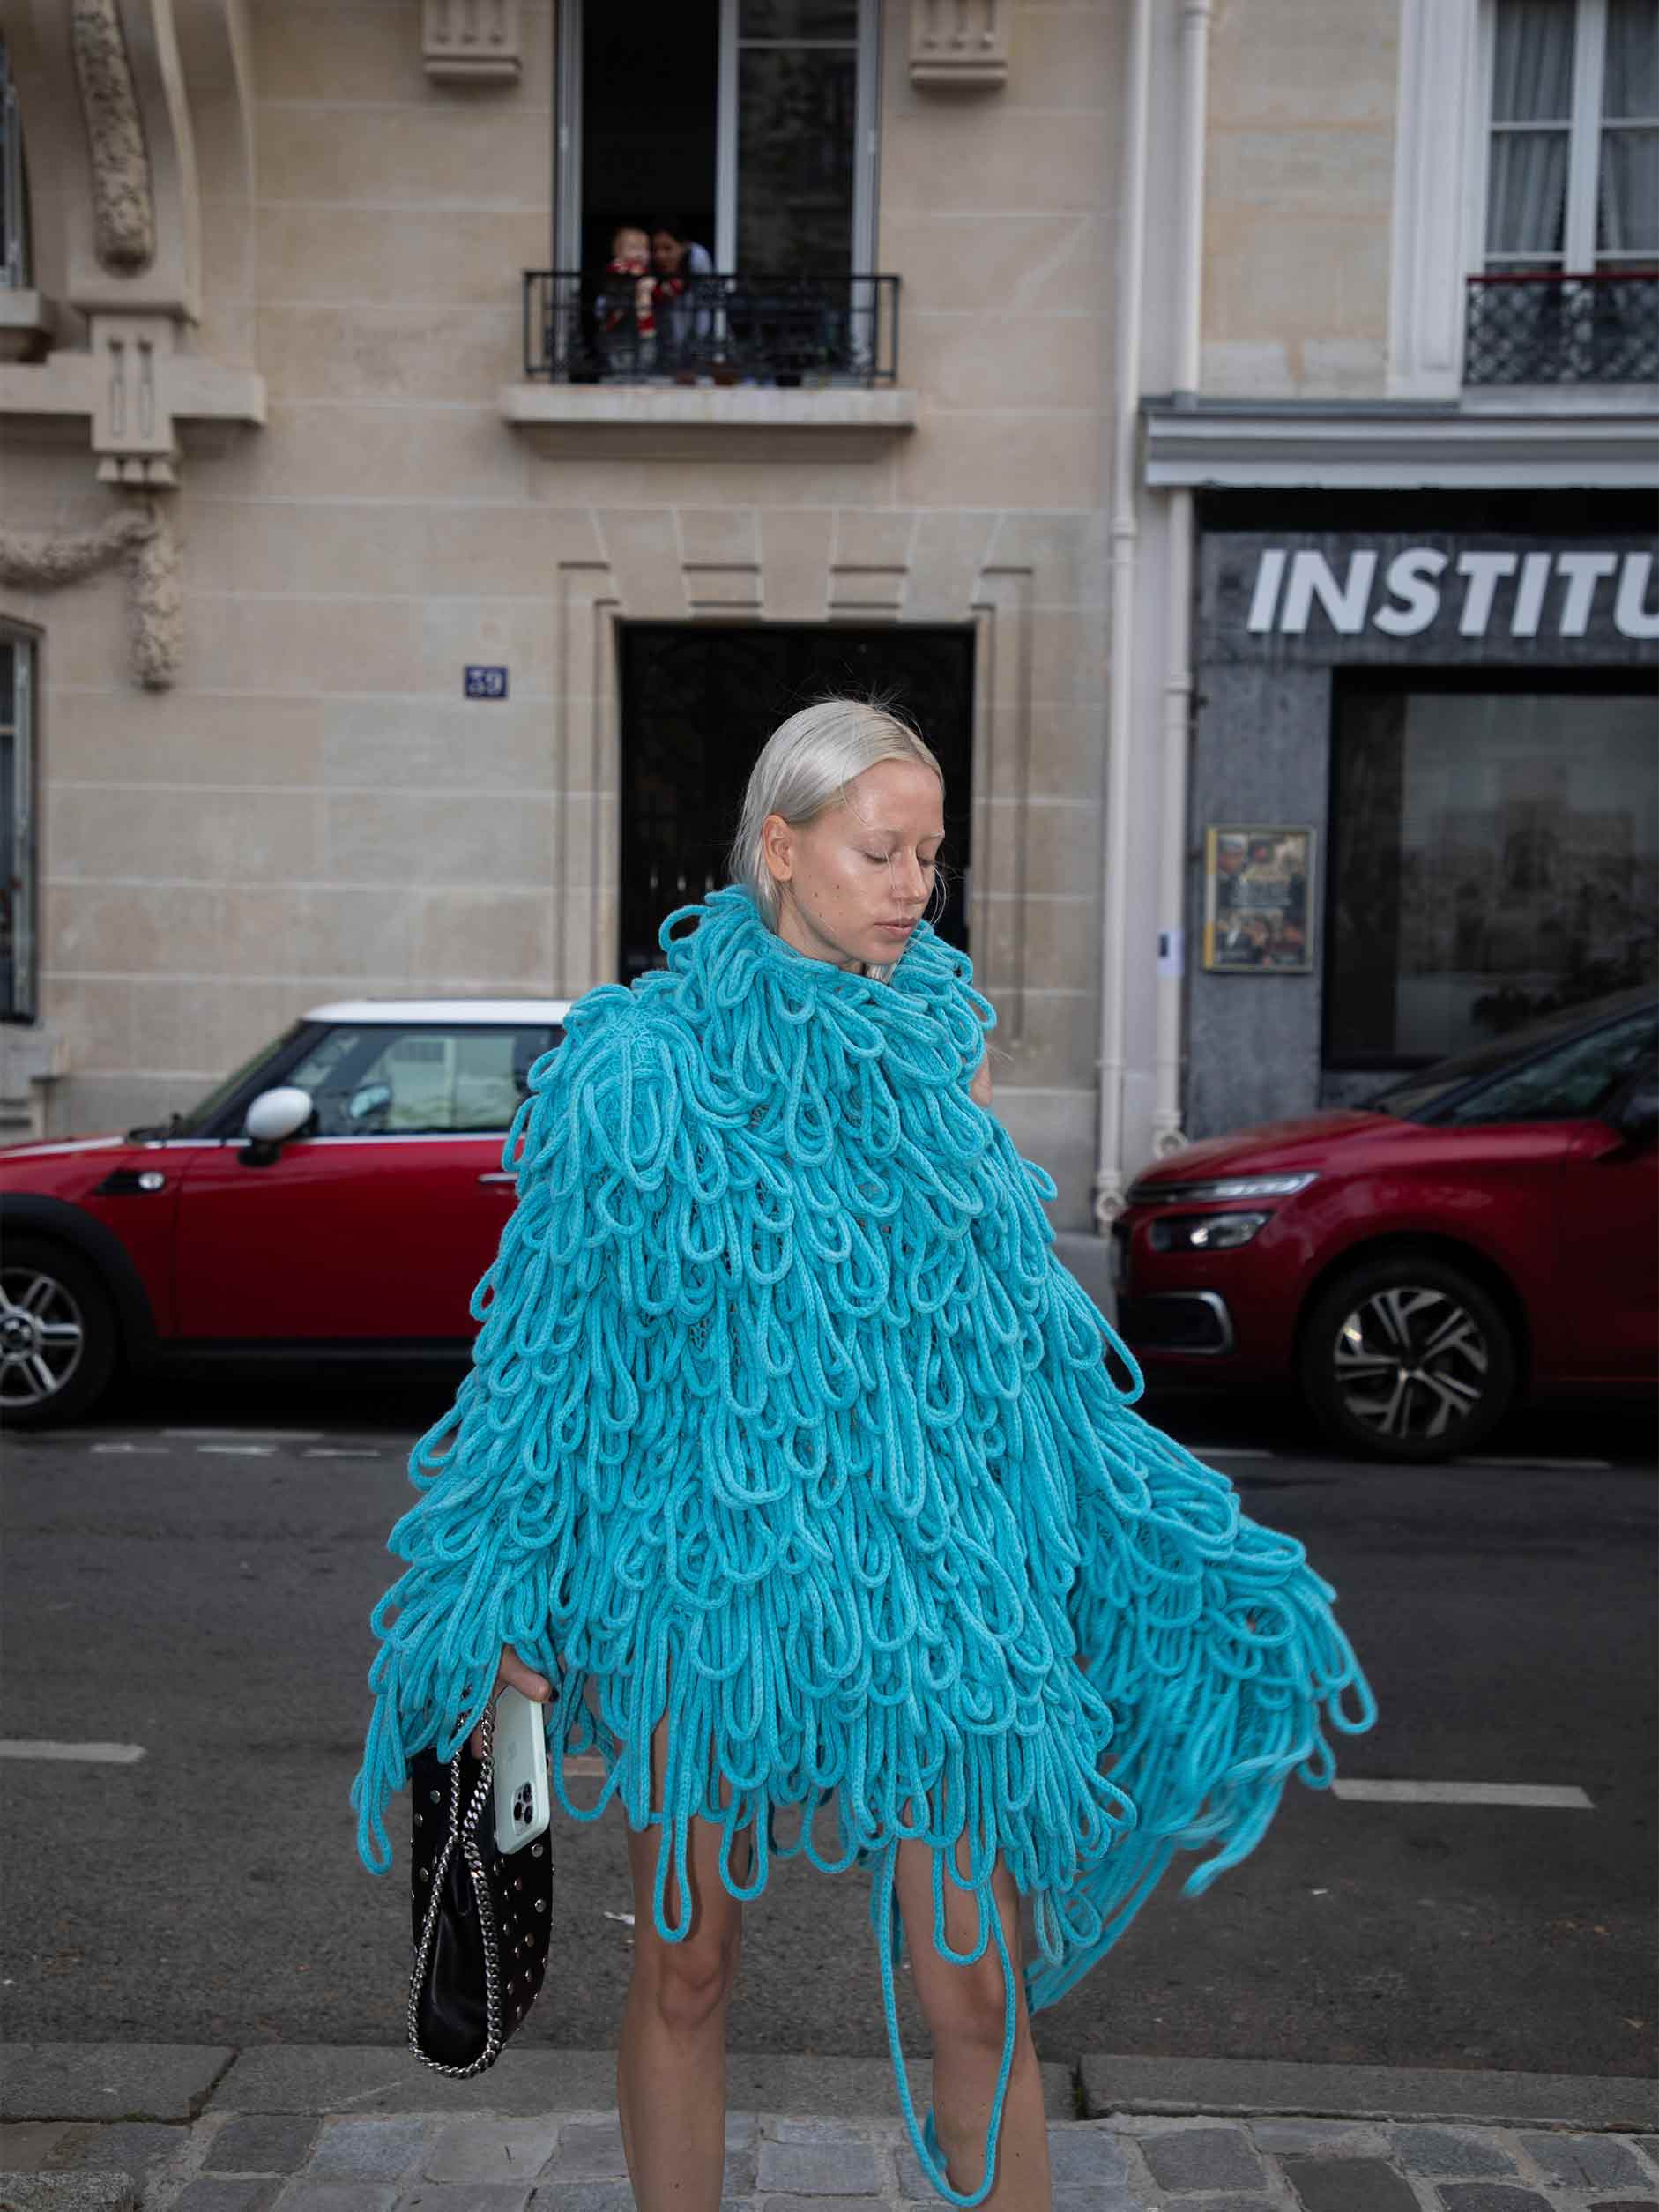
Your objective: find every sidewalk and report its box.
[3,2046,1656,2212]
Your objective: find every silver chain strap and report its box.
[406,1702,508,2078]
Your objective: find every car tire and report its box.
[1298,1253,1517,1464]
[0,1238,121,1430]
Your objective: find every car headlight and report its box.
[1129,1170,1319,1205]
[1147,1210,1271,1253]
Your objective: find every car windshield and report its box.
[127,1024,306,1140]
[1370,991,1659,1123]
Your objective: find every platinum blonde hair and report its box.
[728,697,947,979]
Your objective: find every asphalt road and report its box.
[2,1372,1654,2082]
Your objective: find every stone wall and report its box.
[1201,0,1399,399]
[4,0,1122,1225]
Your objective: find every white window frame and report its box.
[1387,0,1483,397]
[715,0,879,272]
[554,0,880,272]
[1471,0,1655,274]
[1388,0,1657,396]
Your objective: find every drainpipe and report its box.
[1092,0,1152,1233]
[1151,0,1213,1161]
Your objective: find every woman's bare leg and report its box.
[614,1685,755,2212]
[894,1821,1053,2211]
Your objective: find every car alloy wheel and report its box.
[0,1262,86,1410]
[0,1240,120,1428]
[1332,1284,1489,1447]
[1299,1255,1517,1463]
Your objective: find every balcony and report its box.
[500,271,913,463]
[1464,272,1659,388]
[524,270,899,390]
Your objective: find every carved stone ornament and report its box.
[0,500,182,689]
[909,0,1009,92]
[424,0,523,83]
[70,0,156,272]
[91,312,181,485]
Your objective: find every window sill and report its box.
[1459,381,1659,416]
[499,381,917,461]
[0,289,60,363]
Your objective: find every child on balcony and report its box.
[596,223,681,377]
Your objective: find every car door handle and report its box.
[478,1172,517,1187]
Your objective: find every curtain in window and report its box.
[1487,0,1577,263]
[1599,0,1659,259]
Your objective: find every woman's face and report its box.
[651,231,688,275]
[763,758,945,972]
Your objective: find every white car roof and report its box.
[302,998,574,1024]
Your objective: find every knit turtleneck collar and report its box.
[657,883,934,1002]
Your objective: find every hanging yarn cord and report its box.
[351,883,1376,2205]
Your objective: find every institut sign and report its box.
[1246,544,1658,640]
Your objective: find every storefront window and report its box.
[1326,680,1658,1066]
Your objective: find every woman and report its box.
[650,217,716,372]
[353,699,1374,2211]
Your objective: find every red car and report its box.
[1112,987,1659,1461]
[0,999,569,1428]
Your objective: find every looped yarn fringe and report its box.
[351,883,1375,2208]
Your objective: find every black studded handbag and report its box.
[406,1700,554,2076]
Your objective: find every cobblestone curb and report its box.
[4,2106,1657,2211]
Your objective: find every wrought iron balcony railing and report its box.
[523,271,900,389]
[1464,271,1659,386]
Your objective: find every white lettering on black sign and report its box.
[1246,547,1658,640]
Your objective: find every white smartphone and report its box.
[490,1686,552,1856]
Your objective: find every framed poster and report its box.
[1202,825,1315,972]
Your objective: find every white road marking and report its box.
[1200,1446,1273,1459]
[1333,1780,1593,1809]
[0,1740,146,1764]
[164,1427,324,1441]
[302,1447,383,1460]
[91,1442,171,1456]
[1456,1455,1612,1471]
[197,1443,278,1457]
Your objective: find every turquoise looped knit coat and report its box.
[353,882,1375,2207]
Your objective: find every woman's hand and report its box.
[467,1645,552,1760]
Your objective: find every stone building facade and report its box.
[0,0,1654,1231]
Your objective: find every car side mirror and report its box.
[1608,1078,1659,1147]
[244,1085,316,1147]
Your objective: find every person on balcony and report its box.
[651,217,716,376]
[596,222,675,377]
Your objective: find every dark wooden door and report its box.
[618,623,976,982]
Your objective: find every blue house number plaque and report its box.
[465,666,509,700]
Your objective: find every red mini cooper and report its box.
[1112,988,1658,1461]
[0,999,569,1428]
